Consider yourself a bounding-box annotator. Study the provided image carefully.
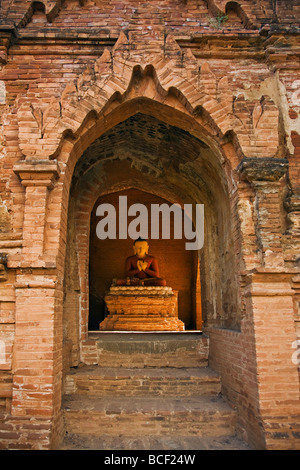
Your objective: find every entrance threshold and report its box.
[88,330,202,334]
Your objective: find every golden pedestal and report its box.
[100,285,185,331]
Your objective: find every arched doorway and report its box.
[62,108,240,366]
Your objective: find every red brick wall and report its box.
[0,0,299,451]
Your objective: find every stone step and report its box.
[59,433,252,450]
[62,395,236,439]
[93,332,209,368]
[63,365,221,397]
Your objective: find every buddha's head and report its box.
[133,238,149,258]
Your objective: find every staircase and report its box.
[59,333,250,450]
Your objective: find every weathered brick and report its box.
[0,0,299,452]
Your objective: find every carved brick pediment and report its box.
[16,28,280,162]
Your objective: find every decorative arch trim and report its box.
[17,31,279,162]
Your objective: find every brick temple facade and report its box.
[0,0,300,450]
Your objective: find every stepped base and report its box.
[100,286,185,332]
[100,314,185,331]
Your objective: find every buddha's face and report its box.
[134,241,149,258]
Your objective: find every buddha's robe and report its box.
[116,255,166,286]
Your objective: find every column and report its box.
[239,157,300,449]
[13,160,60,264]
[244,271,300,449]
[238,157,288,268]
[10,160,63,448]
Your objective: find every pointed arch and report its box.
[17,39,280,163]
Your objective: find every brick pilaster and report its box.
[238,157,288,268]
[243,270,300,449]
[13,160,60,262]
[10,160,63,447]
